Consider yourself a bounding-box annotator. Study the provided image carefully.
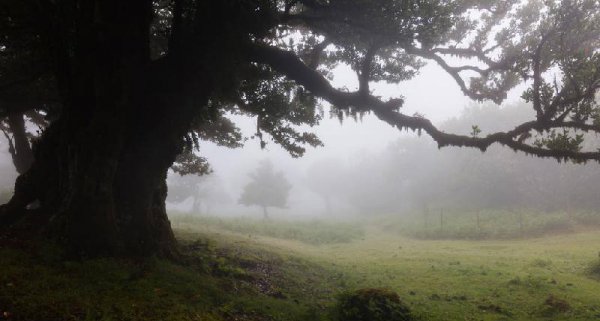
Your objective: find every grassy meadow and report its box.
[2,214,600,320]
[175,216,600,321]
[377,208,600,240]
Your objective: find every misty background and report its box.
[1,63,596,220]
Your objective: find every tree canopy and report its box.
[0,0,599,257]
[239,160,292,218]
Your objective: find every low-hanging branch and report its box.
[249,44,600,163]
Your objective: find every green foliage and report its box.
[172,215,365,245]
[330,288,413,321]
[533,129,585,153]
[470,125,481,138]
[171,149,212,176]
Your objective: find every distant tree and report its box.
[305,158,346,215]
[369,103,600,214]
[0,108,53,176]
[193,175,231,215]
[341,152,411,215]
[167,172,205,213]
[167,172,230,214]
[239,160,291,219]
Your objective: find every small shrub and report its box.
[544,294,570,313]
[330,288,413,321]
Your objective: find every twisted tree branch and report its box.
[249,44,600,162]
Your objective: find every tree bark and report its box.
[263,206,269,220]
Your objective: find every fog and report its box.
[160,63,581,222]
[0,143,17,191]
[0,63,595,224]
[165,63,469,218]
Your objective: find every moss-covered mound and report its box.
[331,288,413,321]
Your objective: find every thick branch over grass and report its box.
[249,44,600,162]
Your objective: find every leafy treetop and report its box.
[1,0,599,167]
[239,160,292,214]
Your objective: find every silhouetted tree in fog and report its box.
[350,104,600,215]
[239,160,291,219]
[305,158,346,215]
[167,172,230,214]
[167,172,205,213]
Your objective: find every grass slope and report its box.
[0,234,344,321]
[283,228,600,320]
[180,219,600,321]
[2,217,600,321]
[171,215,365,245]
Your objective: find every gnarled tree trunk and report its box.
[0,0,214,258]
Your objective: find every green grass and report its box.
[0,247,223,321]
[171,215,365,245]
[179,222,600,321]
[3,218,600,321]
[0,234,345,321]
[377,209,600,240]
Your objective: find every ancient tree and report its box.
[0,0,598,257]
